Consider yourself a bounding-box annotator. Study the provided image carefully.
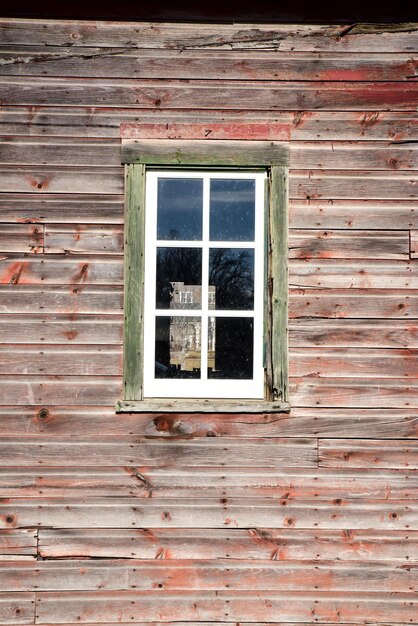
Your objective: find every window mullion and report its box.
[200,175,210,382]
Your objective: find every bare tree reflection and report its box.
[209,248,254,310]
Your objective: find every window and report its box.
[116,139,289,413]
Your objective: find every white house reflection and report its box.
[168,282,216,374]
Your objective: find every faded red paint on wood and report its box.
[0,17,417,626]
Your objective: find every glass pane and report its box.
[156,247,202,309]
[155,316,201,378]
[209,248,254,310]
[210,179,255,241]
[208,317,254,379]
[157,178,203,241]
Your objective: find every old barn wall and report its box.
[0,18,417,625]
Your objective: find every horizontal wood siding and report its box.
[0,17,417,626]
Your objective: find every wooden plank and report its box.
[0,255,123,285]
[44,225,123,255]
[1,497,416,530]
[290,259,418,289]
[0,286,123,314]
[291,170,418,200]
[290,200,418,230]
[411,230,418,258]
[319,439,418,469]
[33,590,418,622]
[1,108,416,141]
[0,315,122,344]
[289,319,418,348]
[0,166,122,195]
[2,559,416,593]
[290,141,418,171]
[0,225,43,254]
[2,137,417,171]
[290,347,418,378]
[0,193,124,224]
[1,47,417,81]
[289,288,418,319]
[0,137,120,167]
[1,466,415,500]
[123,164,145,402]
[1,77,417,111]
[122,113,418,142]
[1,19,416,52]
[0,437,317,468]
[0,406,416,439]
[269,166,289,402]
[121,140,289,166]
[289,230,410,260]
[291,377,418,408]
[0,530,37,559]
[0,593,35,625]
[117,399,290,414]
[0,345,121,376]
[0,376,122,406]
[38,527,418,562]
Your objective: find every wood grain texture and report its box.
[2,108,416,141]
[0,406,416,438]
[0,437,318,468]
[33,590,418,623]
[290,259,418,289]
[0,530,37,559]
[38,528,418,561]
[1,497,416,530]
[1,466,415,499]
[1,19,417,51]
[289,288,418,319]
[0,255,123,285]
[0,193,123,224]
[0,286,123,314]
[0,225,43,254]
[0,16,417,626]
[2,559,416,592]
[0,345,121,376]
[0,166,122,195]
[0,315,122,344]
[289,230,410,260]
[319,439,418,469]
[0,376,122,406]
[0,593,35,625]
[290,347,418,378]
[290,200,418,230]
[291,170,418,200]
[1,47,416,81]
[44,225,123,255]
[291,377,418,408]
[1,77,417,111]
[289,319,418,348]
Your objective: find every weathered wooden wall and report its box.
[0,18,417,626]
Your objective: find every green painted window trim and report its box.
[117,141,289,414]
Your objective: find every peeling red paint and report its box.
[120,122,291,141]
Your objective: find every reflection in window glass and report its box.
[156,247,202,309]
[208,317,254,379]
[210,179,255,241]
[155,316,201,378]
[157,178,203,240]
[209,248,254,310]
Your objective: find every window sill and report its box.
[115,399,291,414]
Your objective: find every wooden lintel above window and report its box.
[121,139,289,166]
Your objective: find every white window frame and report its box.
[143,170,266,399]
